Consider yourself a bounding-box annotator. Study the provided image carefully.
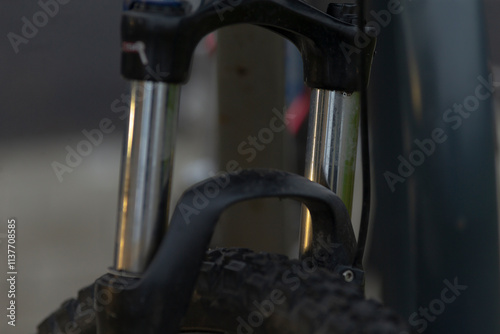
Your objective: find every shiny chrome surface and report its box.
[114,81,180,275]
[300,89,360,255]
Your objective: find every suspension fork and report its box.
[111,84,361,274]
[111,0,375,277]
[113,81,180,275]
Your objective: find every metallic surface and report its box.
[300,89,360,254]
[114,81,180,274]
[342,270,354,282]
[367,0,500,332]
[97,170,357,334]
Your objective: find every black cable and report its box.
[354,0,372,269]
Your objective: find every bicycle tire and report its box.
[37,248,412,334]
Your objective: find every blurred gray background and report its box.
[1,0,500,333]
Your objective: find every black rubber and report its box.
[37,248,412,334]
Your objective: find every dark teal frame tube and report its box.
[367,0,500,332]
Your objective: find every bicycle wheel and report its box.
[37,248,411,334]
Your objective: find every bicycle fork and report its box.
[111,0,375,277]
[94,1,375,333]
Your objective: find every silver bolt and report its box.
[342,270,354,282]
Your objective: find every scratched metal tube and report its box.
[299,89,360,255]
[113,81,180,275]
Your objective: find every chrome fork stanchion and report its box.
[113,80,181,275]
[300,89,361,255]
